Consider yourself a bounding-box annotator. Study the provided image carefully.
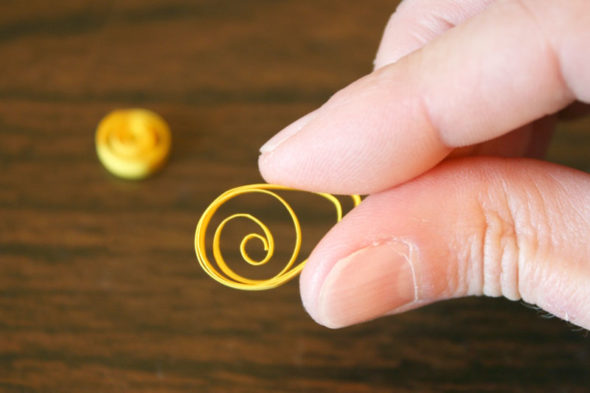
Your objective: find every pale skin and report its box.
[258,0,590,329]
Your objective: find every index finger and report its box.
[259,0,590,194]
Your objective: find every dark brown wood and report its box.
[1,1,589,392]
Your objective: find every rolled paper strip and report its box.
[195,184,362,290]
[96,108,171,180]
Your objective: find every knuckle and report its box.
[475,178,551,301]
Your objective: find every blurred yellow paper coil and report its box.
[96,108,171,180]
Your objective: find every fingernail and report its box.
[316,241,418,328]
[259,110,317,154]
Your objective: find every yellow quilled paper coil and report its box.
[96,108,171,180]
[195,184,361,290]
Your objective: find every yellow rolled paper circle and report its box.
[96,108,171,180]
[195,184,361,290]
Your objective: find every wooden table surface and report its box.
[2,1,590,392]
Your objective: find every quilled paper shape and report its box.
[96,108,171,180]
[195,184,361,290]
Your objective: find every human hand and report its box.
[258,0,590,329]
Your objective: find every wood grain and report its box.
[1,1,589,392]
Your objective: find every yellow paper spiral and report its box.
[95,108,171,180]
[195,184,361,290]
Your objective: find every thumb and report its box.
[301,157,590,329]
